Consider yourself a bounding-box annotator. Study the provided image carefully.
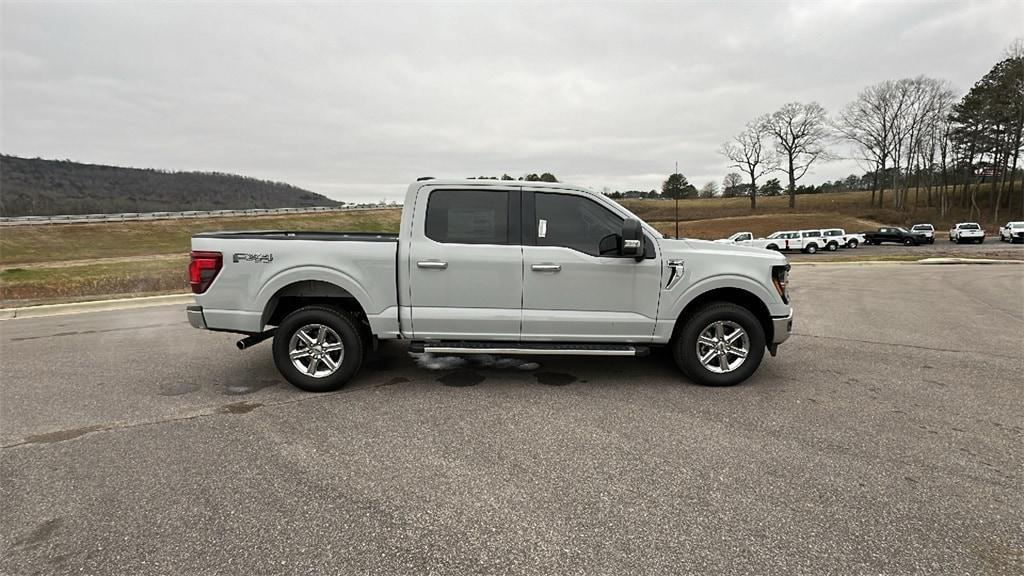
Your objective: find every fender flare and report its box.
[665,273,779,323]
[255,266,378,324]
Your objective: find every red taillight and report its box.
[188,251,222,294]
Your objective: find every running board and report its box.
[409,341,649,357]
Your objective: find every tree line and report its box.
[0,155,343,216]
[656,41,1023,221]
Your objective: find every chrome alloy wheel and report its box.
[696,320,750,374]
[288,324,345,378]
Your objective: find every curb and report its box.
[0,293,193,320]
[916,258,1024,265]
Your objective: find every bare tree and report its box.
[835,83,900,207]
[721,172,743,197]
[765,102,831,208]
[1005,37,1024,60]
[720,118,778,210]
[698,181,719,198]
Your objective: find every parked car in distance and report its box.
[819,228,864,249]
[949,222,985,244]
[715,231,754,245]
[909,224,935,244]
[752,230,822,253]
[186,179,794,391]
[863,227,924,246]
[998,221,1024,243]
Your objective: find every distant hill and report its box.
[0,155,342,216]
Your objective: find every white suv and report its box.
[998,221,1024,243]
[909,224,935,244]
[949,222,985,244]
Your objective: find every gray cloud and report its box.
[3,1,1022,202]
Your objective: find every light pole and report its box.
[674,161,679,239]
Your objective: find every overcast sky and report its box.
[3,1,1022,203]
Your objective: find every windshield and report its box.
[767,232,784,239]
[960,223,980,230]
[1011,222,1024,229]
[896,227,910,233]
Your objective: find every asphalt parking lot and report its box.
[785,237,1024,261]
[1,263,1022,575]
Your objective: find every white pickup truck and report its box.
[187,179,793,391]
[820,228,864,249]
[717,231,831,252]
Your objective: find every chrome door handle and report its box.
[417,260,448,270]
[531,264,561,272]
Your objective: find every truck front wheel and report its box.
[673,302,766,387]
[272,305,364,392]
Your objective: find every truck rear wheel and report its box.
[847,239,859,249]
[673,302,766,387]
[272,305,364,392]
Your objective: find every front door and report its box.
[407,187,523,340]
[520,190,661,342]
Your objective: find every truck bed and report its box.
[190,230,400,335]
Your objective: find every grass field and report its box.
[2,187,1021,306]
[0,209,402,265]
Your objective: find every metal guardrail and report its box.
[0,205,400,226]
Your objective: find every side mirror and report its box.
[621,218,645,259]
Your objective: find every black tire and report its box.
[847,239,859,249]
[672,302,766,387]
[272,305,364,392]
[952,236,959,244]
[929,238,935,244]
[826,242,838,251]
[977,238,984,244]
[903,237,915,246]
[804,243,818,254]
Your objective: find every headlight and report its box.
[772,264,790,304]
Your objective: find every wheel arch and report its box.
[670,284,776,346]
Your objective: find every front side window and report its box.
[425,189,509,244]
[535,192,623,256]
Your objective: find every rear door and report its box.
[520,189,661,342]
[407,187,523,340]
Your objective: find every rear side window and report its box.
[802,231,820,238]
[535,192,623,256]
[425,189,509,244]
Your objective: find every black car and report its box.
[862,226,927,246]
